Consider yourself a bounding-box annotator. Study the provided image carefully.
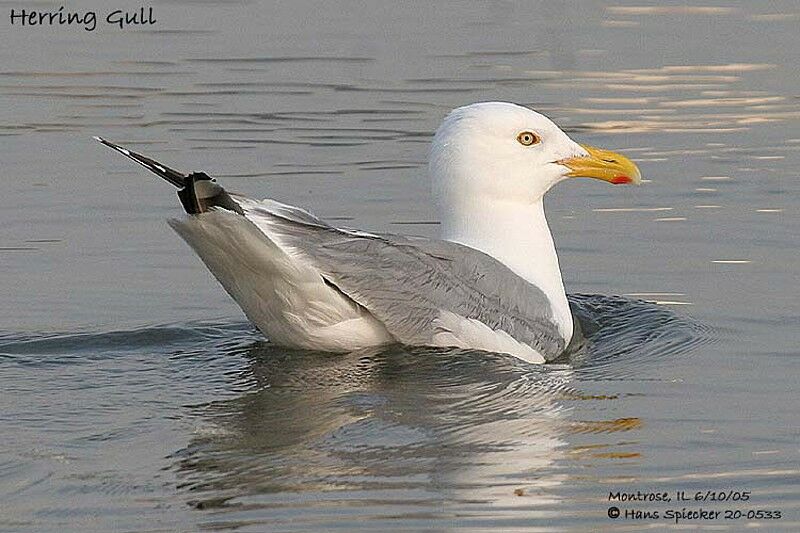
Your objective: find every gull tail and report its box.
[94,137,241,215]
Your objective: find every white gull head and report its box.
[429,102,641,344]
[431,102,589,204]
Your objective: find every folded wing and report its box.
[238,197,565,362]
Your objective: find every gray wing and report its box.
[239,198,566,360]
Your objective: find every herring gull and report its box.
[95,102,641,363]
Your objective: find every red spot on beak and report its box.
[610,176,633,184]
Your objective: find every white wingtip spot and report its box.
[93,136,104,142]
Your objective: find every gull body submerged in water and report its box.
[97,102,641,363]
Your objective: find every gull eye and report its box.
[516,131,540,146]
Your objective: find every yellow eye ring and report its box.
[517,131,540,146]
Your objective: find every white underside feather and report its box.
[169,209,394,352]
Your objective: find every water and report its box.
[2,1,799,530]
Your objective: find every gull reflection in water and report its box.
[171,342,577,519]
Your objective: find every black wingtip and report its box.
[94,137,242,216]
[94,136,187,189]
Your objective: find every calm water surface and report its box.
[2,1,799,531]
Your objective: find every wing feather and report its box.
[237,197,565,361]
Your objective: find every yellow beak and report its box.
[558,145,642,185]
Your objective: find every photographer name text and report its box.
[605,489,783,524]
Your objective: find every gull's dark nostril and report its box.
[603,158,617,164]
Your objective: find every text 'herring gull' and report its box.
[95,102,641,364]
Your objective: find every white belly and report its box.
[168,210,394,352]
